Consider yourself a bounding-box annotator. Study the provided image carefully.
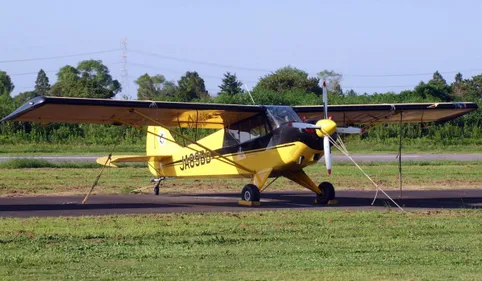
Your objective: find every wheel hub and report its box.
[244,191,251,201]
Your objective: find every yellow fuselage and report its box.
[147,125,322,179]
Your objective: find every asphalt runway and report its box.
[1,189,480,217]
[1,153,481,163]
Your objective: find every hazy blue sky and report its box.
[1,0,482,99]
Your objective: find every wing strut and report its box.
[82,129,125,204]
[398,112,403,199]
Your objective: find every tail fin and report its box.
[146,126,181,156]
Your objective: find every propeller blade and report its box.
[336,126,363,134]
[324,136,332,175]
[322,81,328,120]
[288,122,321,129]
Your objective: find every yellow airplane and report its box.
[1,86,478,205]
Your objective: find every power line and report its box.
[127,61,422,89]
[128,61,259,84]
[0,49,121,64]
[342,69,482,77]
[343,84,418,89]
[129,61,234,80]
[2,46,482,79]
[7,62,122,77]
[8,70,58,76]
[129,49,272,73]
[128,48,482,78]
[129,61,187,74]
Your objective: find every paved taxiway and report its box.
[1,153,481,163]
[1,189,480,217]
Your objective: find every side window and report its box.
[250,115,268,138]
[238,118,252,143]
[223,114,271,147]
[224,123,240,147]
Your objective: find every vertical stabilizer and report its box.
[146,126,181,156]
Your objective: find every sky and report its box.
[1,0,482,99]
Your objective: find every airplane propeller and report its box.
[322,81,332,175]
[288,81,363,175]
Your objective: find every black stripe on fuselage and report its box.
[162,125,325,167]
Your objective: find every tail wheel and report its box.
[241,184,261,202]
[316,182,335,204]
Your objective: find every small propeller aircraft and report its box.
[1,83,478,205]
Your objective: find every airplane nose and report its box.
[315,119,337,138]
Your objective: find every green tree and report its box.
[50,60,121,98]
[317,70,343,93]
[177,71,208,102]
[160,81,178,99]
[218,72,243,96]
[135,73,177,100]
[429,71,448,86]
[254,66,322,95]
[412,81,452,102]
[0,70,14,96]
[35,69,50,96]
[0,71,15,118]
[428,71,447,85]
[461,74,482,101]
[451,73,465,98]
[455,72,463,83]
[14,91,39,105]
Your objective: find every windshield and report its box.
[265,106,302,128]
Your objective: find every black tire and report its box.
[316,182,335,204]
[154,186,160,196]
[241,184,260,202]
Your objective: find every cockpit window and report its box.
[224,113,272,147]
[265,106,302,128]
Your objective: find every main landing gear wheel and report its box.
[315,182,335,204]
[241,184,261,202]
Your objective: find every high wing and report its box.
[294,102,478,126]
[0,96,264,129]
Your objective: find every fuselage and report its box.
[148,106,329,178]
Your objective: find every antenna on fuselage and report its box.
[244,85,256,105]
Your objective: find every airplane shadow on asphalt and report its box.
[0,191,480,217]
[182,192,482,210]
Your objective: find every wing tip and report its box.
[1,96,47,122]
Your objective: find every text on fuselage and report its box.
[180,150,212,170]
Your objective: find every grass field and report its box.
[0,159,480,196]
[0,210,481,280]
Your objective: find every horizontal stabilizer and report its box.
[96,155,172,167]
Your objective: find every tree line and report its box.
[0,60,481,147]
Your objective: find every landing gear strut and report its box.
[315,181,335,204]
[151,177,164,196]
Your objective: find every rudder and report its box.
[146,126,181,156]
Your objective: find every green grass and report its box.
[0,143,144,155]
[0,161,480,196]
[0,159,143,169]
[345,141,482,153]
[0,210,481,280]
[1,142,482,155]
